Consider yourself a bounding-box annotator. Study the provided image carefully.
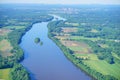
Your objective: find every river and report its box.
[20,15,91,80]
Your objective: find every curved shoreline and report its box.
[17,17,54,79]
[19,15,91,80]
[47,32,94,79]
[47,15,118,80]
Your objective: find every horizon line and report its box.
[0,3,120,5]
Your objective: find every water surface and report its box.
[20,15,91,80]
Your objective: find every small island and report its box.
[34,37,40,43]
[40,41,43,45]
[34,37,43,46]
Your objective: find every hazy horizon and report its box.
[0,0,120,5]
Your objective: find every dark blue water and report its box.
[20,15,91,80]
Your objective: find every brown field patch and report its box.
[61,40,80,46]
[62,27,78,33]
[0,40,13,57]
[0,29,11,36]
[75,50,92,54]
[61,40,91,47]
[55,36,70,40]
[61,40,92,54]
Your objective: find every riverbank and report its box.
[17,17,54,79]
[47,33,95,79]
[20,15,91,80]
[47,20,118,80]
[47,23,94,79]
[0,14,53,80]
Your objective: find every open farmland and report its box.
[0,29,11,36]
[62,27,78,33]
[61,40,92,54]
[0,39,13,57]
[3,26,25,30]
[0,4,120,80]
[84,59,120,79]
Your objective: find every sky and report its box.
[0,0,120,4]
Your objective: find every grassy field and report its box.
[113,53,120,60]
[56,35,102,41]
[84,59,120,79]
[74,52,120,79]
[0,68,11,80]
[69,36,115,42]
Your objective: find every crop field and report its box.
[69,36,115,42]
[61,27,78,33]
[0,29,11,36]
[55,36,69,40]
[65,22,79,26]
[3,26,25,30]
[60,40,92,54]
[0,40,13,57]
[55,35,103,42]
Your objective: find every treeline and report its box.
[0,29,25,69]
[71,25,120,40]
[48,19,120,40]
[58,6,120,40]
[48,20,68,36]
[0,7,54,28]
[76,39,115,64]
[10,63,30,80]
[70,37,120,64]
[83,40,120,64]
[0,36,4,41]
